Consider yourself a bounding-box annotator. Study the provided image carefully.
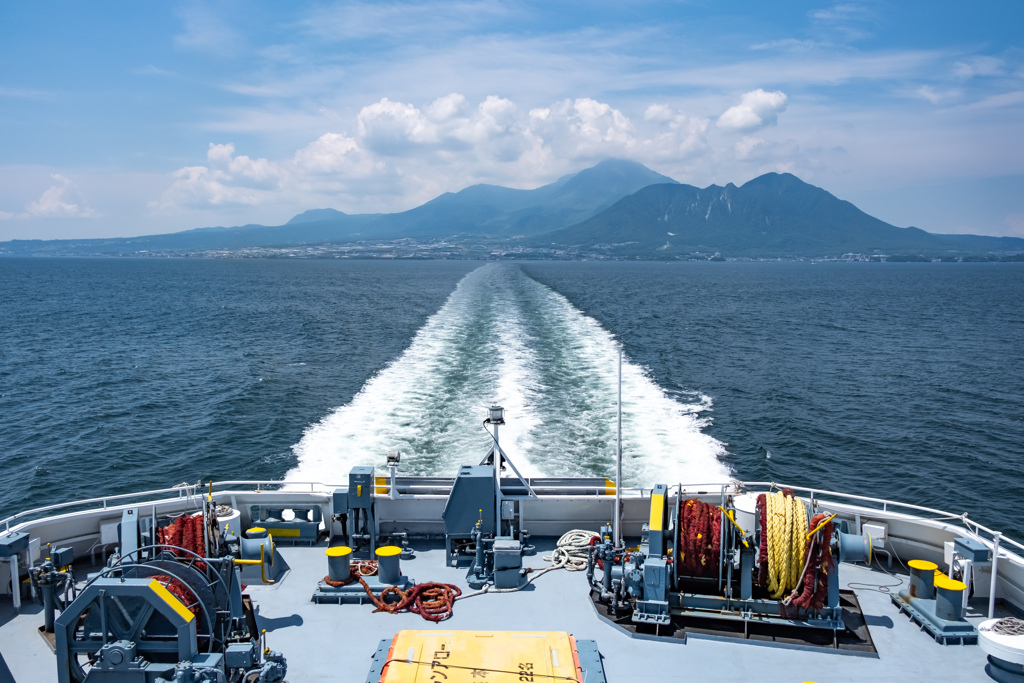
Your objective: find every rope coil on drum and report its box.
[678,499,722,577]
[765,489,808,599]
[988,618,1024,636]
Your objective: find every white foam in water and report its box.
[287,264,731,486]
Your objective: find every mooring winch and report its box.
[50,493,288,683]
[589,485,876,634]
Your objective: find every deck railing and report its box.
[2,477,1020,558]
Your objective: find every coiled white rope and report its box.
[545,529,600,572]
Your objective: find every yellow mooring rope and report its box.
[766,491,808,598]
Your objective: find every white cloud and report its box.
[717,89,788,132]
[358,98,439,154]
[3,175,100,219]
[529,98,637,160]
[174,4,242,56]
[153,94,701,216]
[809,3,873,42]
[152,143,287,210]
[642,104,709,158]
[953,56,1005,80]
[914,85,963,105]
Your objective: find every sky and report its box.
[1,1,1023,241]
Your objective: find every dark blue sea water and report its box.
[2,259,1022,540]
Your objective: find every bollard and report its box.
[326,546,352,582]
[934,575,967,622]
[907,559,937,600]
[376,546,402,585]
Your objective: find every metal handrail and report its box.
[737,481,1024,555]
[3,477,1020,556]
[0,480,342,533]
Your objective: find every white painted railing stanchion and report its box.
[990,532,1002,619]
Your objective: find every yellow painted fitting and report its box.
[247,527,266,535]
[267,528,301,538]
[148,579,195,623]
[718,506,751,548]
[375,546,402,557]
[805,513,838,540]
[357,485,362,498]
[649,493,664,532]
[259,545,273,584]
[908,559,938,572]
[934,575,966,592]
[326,546,352,557]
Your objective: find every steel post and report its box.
[615,349,622,548]
[989,532,1001,619]
[8,555,18,612]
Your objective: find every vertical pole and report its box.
[494,422,501,538]
[615,348,623,548]
[8,555,19,611]
[989,532,1001,619]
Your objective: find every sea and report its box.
[1,258,1022,540]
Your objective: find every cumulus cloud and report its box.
[529,98,636,159]
[152,143,286,209]
[0,175,99,220]
[155,93,808,216]
[717,89,788,132]
[643,104,710,158]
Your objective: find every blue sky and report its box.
[1,1,1022,240]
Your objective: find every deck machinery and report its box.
[43,497,288,683]
[590,484,875,636]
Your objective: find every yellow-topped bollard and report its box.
[326,546,352,582]
[934,575,967,622]
[906,559,938,600]
[375,545,403,585]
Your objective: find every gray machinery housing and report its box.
[52,501,287,683]
[331,467,383,557]
[440,410,537,589]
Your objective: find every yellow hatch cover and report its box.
[379,631,581,683]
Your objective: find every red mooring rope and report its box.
[678,499,722,577]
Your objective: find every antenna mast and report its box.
[615,348,623,547]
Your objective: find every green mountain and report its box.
[544,173,1024,258]
[0,159,675,256]
[284,158,678,240]
[2,162,1022,258]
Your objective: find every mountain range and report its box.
[2,159,1022,259]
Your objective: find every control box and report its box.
[349,467,375,509]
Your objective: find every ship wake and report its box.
[287,263,730,486]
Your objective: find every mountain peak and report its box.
[569,158,677,187]
[287,208,346,225]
